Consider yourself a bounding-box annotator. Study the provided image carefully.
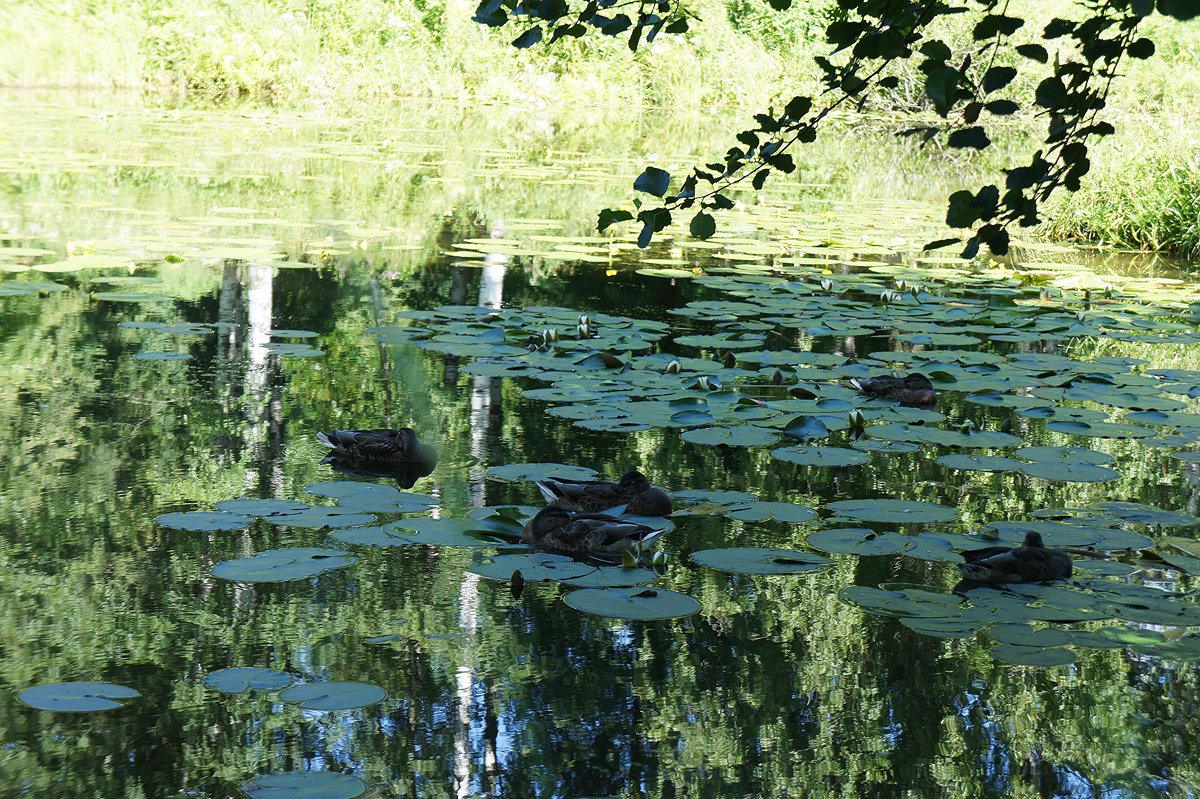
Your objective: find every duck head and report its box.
[1023,531,1045,548]
[523,506,574,544]
[617,470,652,493]
[629,487,673,517]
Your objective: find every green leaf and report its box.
[983,66,1017,93]
[689,211,716,240]
[563,586,701,620]
[924,65,960,117]
[19,682,140,712]
[241,772,366,799]
[633,166,671,197]
[598,208,633,232]
[279,682,386,710]
[948,126,991,150]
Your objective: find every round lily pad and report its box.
[721,501,818,524]
[469,553,595,582]
[18,682,140,712]
[989,644,1076,667]
[563,586,701,620]
[241,771,366,799]
[935,454,1021,472]
[771,446,870,467]
[485,463,600,483]
[559,566,657,587]
[157,511,253,531]
[826,499,958,524]
[681,425,780,447]
[213,548,357,583]
[691,547,830,575]
[135,351,191,361]
[1089,502,1198,527]
[262,507,375,529]
[987,624,1074,648]
[214,498,311,517]
[1015,446,1113,465]
[204,667,295,693]
[1017,461,1119,483]
[806,528,914,556]
[278,682,386,710]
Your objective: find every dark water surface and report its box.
[1,97,1199,798]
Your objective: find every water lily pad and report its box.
[691,547,830,575]
[278,682,386,710]
[559,566,657,587]
[469,553,595,582]
[1015,446,1113,465]
[721,502,818,524]
[135,351,191,361]
[826,499,958,524]
[935,454,1022,472]
[18,682,140,712]
[262,507,375,529]
[563,586,701,620]
[806,528,914,556]
[987,623,1074,648]
[485,463,600,483]
[681,425,780,447]
[1017,461,1119,483]
[215,498,311,517]
[213,548,357,582]
[1089,502,1198,527]
[989,644,1076,666]
[157,511,252,531]
[204,667,295,693]
[770,446,870,467]
[241,772,366,799]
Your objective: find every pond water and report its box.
[2,95,1200,798]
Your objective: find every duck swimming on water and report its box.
[535,469,673,516]
[522,506,666,557]
[316,428,437,468]
[852,373,938,409]
[956,532,1073,584]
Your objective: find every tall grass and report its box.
[1042,127,1200,259]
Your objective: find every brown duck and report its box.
[957,532,1073,584]
[522,507,666,556]
[852,373,937,409]
[316,428,437,468]
[535,469,673,516]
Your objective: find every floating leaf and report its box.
[826,499,958,524]
[241,772,366,799]
[213,548,357,583]
[18,682,140,712]
[691,547,830,575]
[214,498,311,517]
[204,668,294,693]
[278,682,386,710]
[1017,461,1119,483]
[157,511,252,531]
[485,463,600,483]
[935,453,1021,472]
[681,425,780,447]
[721,501,818,524]
[559,566,657,587]
[469,553,595,582]
[806,528,914,556]
[770,446,870,467]
[989,644,1076,667]
[563,586,701,620]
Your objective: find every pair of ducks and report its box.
[317,427,669,557]
[318,428,1074,583]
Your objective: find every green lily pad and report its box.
[18,682,140,712]
[989,644,1076,666]
[1089,502,1198,527]
[563,586,701,620]
[770,446,870,467]
[485,463,600,483]
[987,623,1074,648]
[826,499,958,524]
[721,501,818,524]
[806,528,914,556]
[214,498,311,517]
[204,667,295,693]
[935,454,1022,472]
[135,351,191,361]
[241,771,366,799]
[691,545,832,575]
[1015,446,1113,464]
[681,425,780,447]
[262,508,375,528]
[213,548,357,583]
[559,566,658,587]
[1017,461,1119,483]
[157,511,252,531]
[469,553,595,582]
[278,682,386,710]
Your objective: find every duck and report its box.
[316,428,437,468]
[522,506,666,556]
[956,532,1073,584]
[852,373,937,409]
[535,469,673,516]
